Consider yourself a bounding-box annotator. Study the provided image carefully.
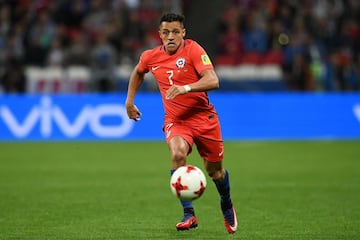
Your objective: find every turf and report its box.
[0,141,359,240]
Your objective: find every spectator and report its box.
[0,0,359,93]
[217,21,244,65]
[88,30,117,92]
[47,37,65,67]
[215,4,244,65]
[337,50,359,91]
[243,10,268,54]
[283,52,314,91]
[0,59,26,93]
[64,30,90,66]
[120,10,146,63]
[63,0,89,29]
[0,4,11,37]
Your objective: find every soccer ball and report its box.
[170,165,207,201]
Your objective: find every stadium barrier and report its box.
[1,93,359,141]
[24,65,285,93]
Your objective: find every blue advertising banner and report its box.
[211,93,360,140]
[0,93,360,141]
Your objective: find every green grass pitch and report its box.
[0,141,359,240]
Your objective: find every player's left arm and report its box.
[165,68,219,99]
[188,68,220,92]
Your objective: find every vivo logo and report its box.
[354,104,360,123]
[0,96,133,138]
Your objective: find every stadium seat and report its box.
[66,66,90,93]
[261,50,284,65]
[215,55,238,66]
[258,65,283,80]
[240,52,262,65]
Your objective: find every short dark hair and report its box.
[160,13,185,27]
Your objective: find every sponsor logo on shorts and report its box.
[165,123,174,138]
[218,148,224,157]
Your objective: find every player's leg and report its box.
[168,135,198,230]
[205,160,238,234]
[194,114,238,234]
[168,135,188,169]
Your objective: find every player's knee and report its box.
[171,149,187,167]
[169,136,189,167]
[172,151,186,163]
[207,168,225,181]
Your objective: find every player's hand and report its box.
[166,85,187,100]
[126,103,142,121]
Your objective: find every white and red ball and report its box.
[170,165,207,201]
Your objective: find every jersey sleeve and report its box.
[137,50,151,73]
[190,41,214,74]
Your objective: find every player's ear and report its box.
[182,28,186,37]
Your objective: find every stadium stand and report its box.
[0,0,359,93]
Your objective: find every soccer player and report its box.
[125,13,238,234]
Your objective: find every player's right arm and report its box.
[125,64,145,121]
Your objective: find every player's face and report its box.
[159,21,185,55]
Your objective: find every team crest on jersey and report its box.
[175,58,186,68]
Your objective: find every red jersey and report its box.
[138,39,217,124]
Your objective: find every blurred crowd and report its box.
[0,0,180,92]
[217,0,360,91]
[0,0,359,93]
